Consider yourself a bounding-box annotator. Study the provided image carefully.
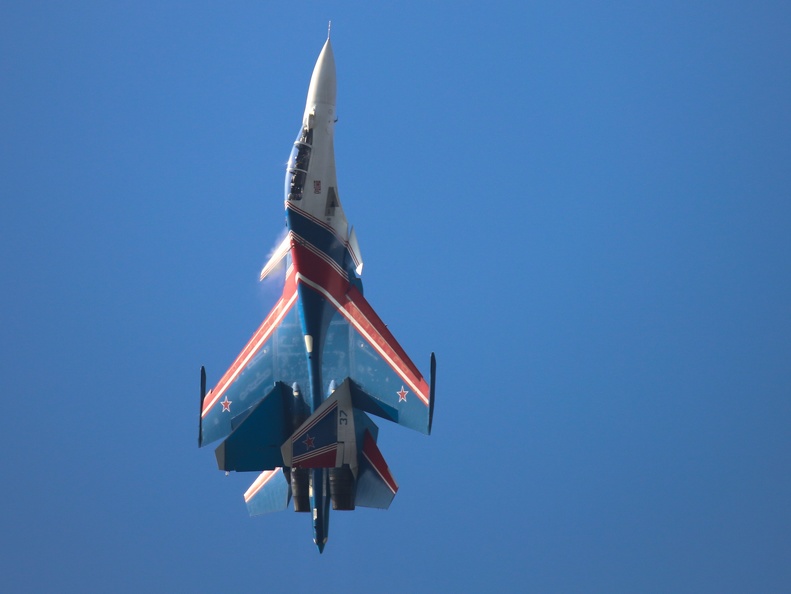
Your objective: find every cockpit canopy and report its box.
[285,127,313,201]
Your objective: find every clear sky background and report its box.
[2,2,790,592]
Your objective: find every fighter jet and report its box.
[199,33,436,553]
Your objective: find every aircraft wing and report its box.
[307,274,436,435]
[199,266,308,448]
[200,244,436,457]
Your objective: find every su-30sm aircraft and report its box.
[199,34,436,553]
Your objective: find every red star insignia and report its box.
[303,434,315,450]
[397,386,408,402]
[221,396,232,412]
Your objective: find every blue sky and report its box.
[2,2,790,592]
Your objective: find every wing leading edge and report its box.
[315,279,435,435]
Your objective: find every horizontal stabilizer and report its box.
[244,468,290,516]
[355,430,398,509]
[215,382,291,472]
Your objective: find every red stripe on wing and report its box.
[202,269,298,417]
[291,238,430,406]
[344,286,430,405]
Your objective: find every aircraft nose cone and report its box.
[316,540,326,554]
[306,38,336,108]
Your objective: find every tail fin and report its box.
[281,379,357,469]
